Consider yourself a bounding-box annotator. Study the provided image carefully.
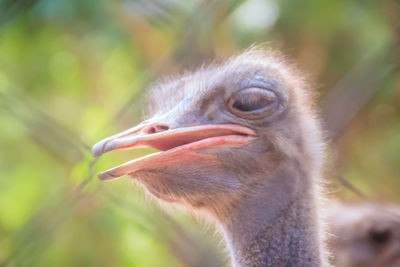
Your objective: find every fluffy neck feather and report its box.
[219,160,327,267]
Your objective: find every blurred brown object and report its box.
[328,201,400,267]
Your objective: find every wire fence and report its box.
[0,0,399,266]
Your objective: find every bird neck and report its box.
[221,163,326,267]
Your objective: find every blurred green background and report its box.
[0,0,399,266]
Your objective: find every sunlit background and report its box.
[0,0,399,266]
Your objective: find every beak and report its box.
[92,122,256,181]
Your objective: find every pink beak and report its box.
[92,122,256,181]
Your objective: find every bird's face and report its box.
[92,51,311,212]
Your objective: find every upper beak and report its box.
[92,121,256,180]
[92,121,148,157]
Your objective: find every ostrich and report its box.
[92,48,329,266]
[328,202,400,267]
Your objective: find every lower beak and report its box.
[92,123,256,180]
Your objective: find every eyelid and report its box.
[238,87,276,100]
[227,87,279,119]
[239,77,280,92]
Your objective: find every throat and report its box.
[220,169,325,267]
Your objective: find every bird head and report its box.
[92,49,322,217]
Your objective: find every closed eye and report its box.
[228,87,279,119]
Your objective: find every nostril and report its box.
[147,127,156,134]
[157,125,169,131]
[143,124,170,134]
[369,228,392,245]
